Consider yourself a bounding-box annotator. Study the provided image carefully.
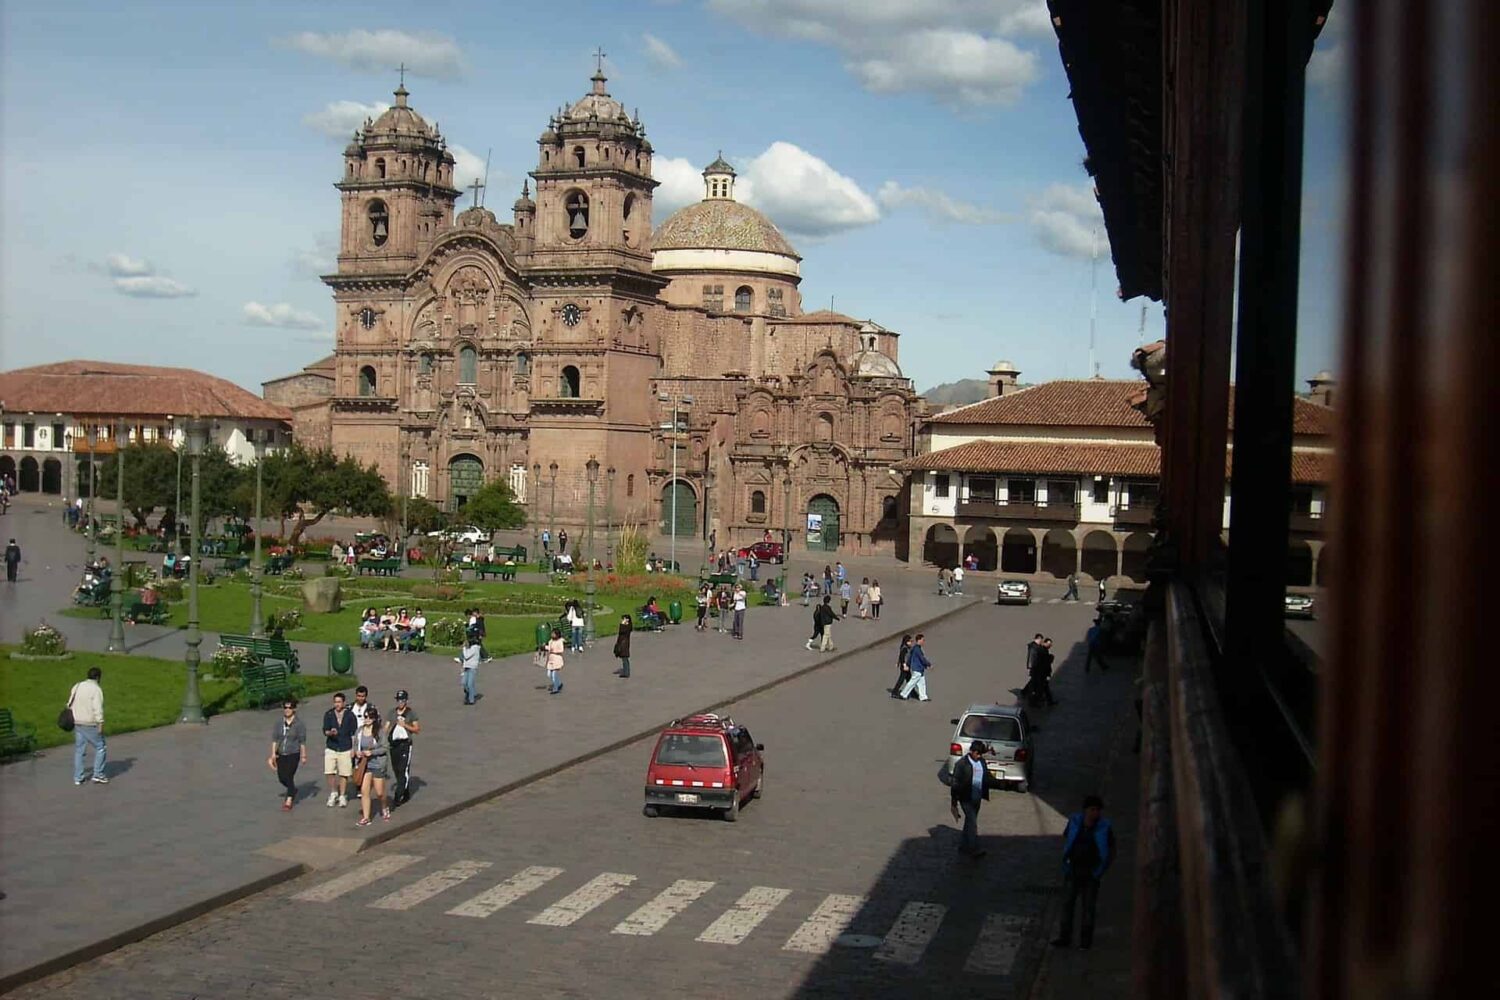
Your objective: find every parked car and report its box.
[1284,592,1316,619]
[996,579,1032,606]
[643,713,764,822]
[736,541,785,565]
[427,525,489,545]
[942,704,1033,793]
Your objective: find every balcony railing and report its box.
[955,498,1081,522]
[1112,503,1157,527]
[1288,510,1325,534]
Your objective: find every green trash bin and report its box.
[535,621,553,648]
[667,600,683,625]
[328,643,353,675]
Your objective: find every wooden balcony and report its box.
[1113,503,1157,527]
[1288,511,1325,535]
[955,498,1081,523]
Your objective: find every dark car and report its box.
[736,541,784,565]
[1284,592,1316,619]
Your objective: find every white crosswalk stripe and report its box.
[782,893,866,954]
[612,879,716,936]
[527,872,637,927]
[448,865,565,919]
[964,913,1034,975]
[369,859,491,911]
[291,854,424,902]
[873,901,948,965]
[697,886,792,945]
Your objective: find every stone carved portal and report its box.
[448,266,493,331]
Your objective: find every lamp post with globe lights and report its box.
[548,461,559,571]
[532,462,542,570]
[106,420,128,653]
[83,423,98,568]
[605,465,616,568]
[178,418,208,724]
[248,427,267,638]
[585,457,599,644]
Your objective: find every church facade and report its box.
[264,71,922,556]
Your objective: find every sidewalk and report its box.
[0,508,979,990]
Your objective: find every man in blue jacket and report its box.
[949,740,1003,857]
[1053,794,1116,949]
[897,633,932,701]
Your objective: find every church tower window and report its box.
[735,286,753,312]
[560,365,581,398]
[565,191,590,239]
[458,345,477,384]
[375,158,386,179]
[751,490,767,514]
[627,473,635,497]
[623,194,637,247]
[516,352,531,376]
[358,366,377,397]
[573,146,586,168]
[418,353,433,375]
[368,200,389,247]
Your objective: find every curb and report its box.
[0,596,983,992]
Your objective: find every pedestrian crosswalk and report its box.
[292,855,1039,975]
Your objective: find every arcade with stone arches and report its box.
[0,453,66,495]
[915,520,1162,584]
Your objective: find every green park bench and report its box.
[703,573,736,587]
[474,562,517,581]
[127,600,169,625]
[240,661,294,710]
[74,577,112,608]
[219,634,302,674]
[220,556,250,573]
[493,545,527,562]
[356,558,401,576]
[0,708,38,757]
[264,554,295,575]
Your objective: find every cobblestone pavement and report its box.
[9,594,1138,999]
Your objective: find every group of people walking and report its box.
[269,686,420,823]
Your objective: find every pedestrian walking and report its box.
[67,666,108,784]
[268,698,307,810]
[1064,573,1080,601]
[822,564,834,597]
[869,579,883,619]
[614,615,633,677]
[952,564,965,595]
[695,583,711,631]
[801,573,816,607]
[857,577,870,619]
[897,633,932,700]
[890,634,913,698]
[818,595,841,652]
[350,685,372,731]
[541,528,551,555]
[456,636,482,704]
[1053,795,1117,949]
[949,740,1004,858]
[806,595,834,650]
[1098,577,1107,603]
[353,710,391,826]
[4,538,20,582]
[1085,620,1111,673]
[545,628,566,694]
[732,582,747,639]
[566,600,585,652]
[558,528,569,555]
[937,566,952,596]
[839,578,852,617]
[322,692,357,807]
[388,690,420,805]
[1023,636,1059,706]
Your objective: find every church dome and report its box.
[852,350,904,380]
[368,86,437,138]
[563,71,633,125]
[654,200,800,258]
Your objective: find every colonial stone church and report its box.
[265,70,922,555]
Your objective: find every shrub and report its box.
[210,643,254,677]
[615,522,648,575]
[268,608,303,633]
[284,566,305,580]
[427,617,467,646]
[21,622,68,656]
[412,582,465,602]
[324,563,353,578]
[154,578,185,601]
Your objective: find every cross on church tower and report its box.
[396,62,408,87]
[468,177,485,209]
[593,47,607,73]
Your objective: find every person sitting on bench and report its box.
[640,596,663,628]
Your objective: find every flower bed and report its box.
[20,622,67,657]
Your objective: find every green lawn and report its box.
[60,574,714,658]
[0,647,354,754]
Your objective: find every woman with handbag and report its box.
[545,628,566,694]
[354,709,391,826]
[613,615,633,678]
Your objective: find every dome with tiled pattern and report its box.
[653,200,800,258]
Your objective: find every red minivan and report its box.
[643,714,764,822]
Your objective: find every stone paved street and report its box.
[7,587,1137,999]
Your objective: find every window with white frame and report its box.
[1047,479,1078,506]
[933,473,950,498]
[411,461,430,499]
[1091,477,1110,504]
[509,464,528,504]
[1007,478,1036,504]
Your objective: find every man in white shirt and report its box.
[952,564,965,595]
[402,609,427,651]
[68,667,108,784]
[731,584,748,640]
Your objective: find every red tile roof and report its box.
[900,438,1334,484]
[930,378,1335,436]
[0,361,292,422]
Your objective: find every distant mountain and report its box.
[920,378,990,407]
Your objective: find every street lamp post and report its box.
[398,435,408,568]
[702,465,716,577]
[548,461,558,572]
[605,466,616,568]
[84,424,98,568]
[532,462,542,570]
[657,391,694,575]
[179,419,207,724]
[249,428,267,637]
[782,471,793,589]
[106,420,128,652]
[172,419,184,555]
[585,457,599,645]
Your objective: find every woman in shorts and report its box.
[354,709,391,825]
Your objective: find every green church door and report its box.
[661,481,697,537]
[449,455,484,510]
[806,495,840,552]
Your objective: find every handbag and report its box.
[58,685,77,732]
[351,756,368,788]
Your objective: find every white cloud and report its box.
[739,142,881,238]
[113,276,196,298]
[276,29,466,79]
[876,181,1011,225]
[642,33,683,70]
[301,99,388,139]
[292,233,339,277]
[104,253,153,277]
[706,0,1046,105]
[652,156,706,216]
[243,301,324,330]
[1030,182,1104,258]
[450,145,490,201]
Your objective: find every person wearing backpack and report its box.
[67,666,108,785]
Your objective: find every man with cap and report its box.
[388,689,421,806]
[949,740,1004,858]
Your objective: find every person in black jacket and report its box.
[613,615,633,678]
[950,740,1004,858]
[805,595,839,651]
[890,634,913,698]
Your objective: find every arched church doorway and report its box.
[448,455,484,510]
[661,480,697,537]
[806,495,840,552]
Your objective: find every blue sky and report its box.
[0,0,1349,394]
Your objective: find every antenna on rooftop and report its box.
[1138,302,1147,345]
[481,148,492,208]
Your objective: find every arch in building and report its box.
[1122,531,1154,582]
[814,413,834,442]
[1288,538,1314,587]
[734,286,753,312]
[18,456,40,492]
[358,366,377,397]
[560,365,581,398]
[41,458,62,495]
[661,479,697,537]
[1081,530,1117,581]
[1000,526,1037,574]
[963,525,998,571]
[881,494,899,522]
[750,489,767,514]
[458,344,477,384]
[448,454,484,510]
[923,523,959,567]
[0,455,15,488]
[806,494,841,552]
[1315,544,1329,587]
[1040,527,1078,578]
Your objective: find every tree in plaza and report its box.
[461,479,527,534]
[403,497,449,536]
[193,445,249,534]
[258,444,393,546]
[96,443,179,530]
